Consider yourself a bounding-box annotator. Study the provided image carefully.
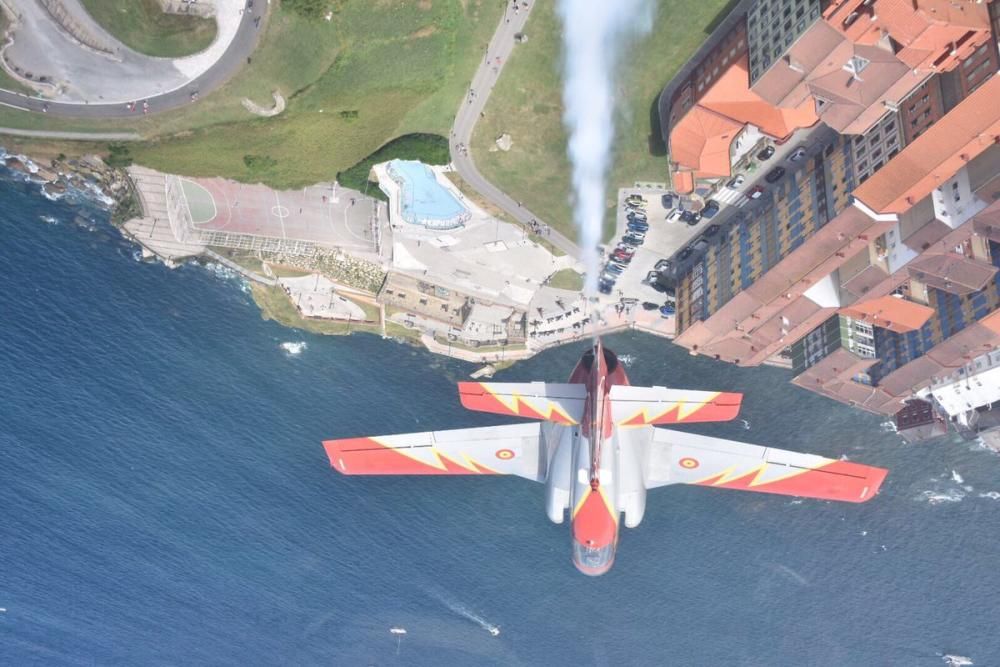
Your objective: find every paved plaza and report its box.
[178,177,379,258]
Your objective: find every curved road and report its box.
[449,3,581,258]
[0,4,265,118]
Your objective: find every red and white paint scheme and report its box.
[323,340,888,576]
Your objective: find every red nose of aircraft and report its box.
[571,486,619,576]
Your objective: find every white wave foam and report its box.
[918,489,966,505]
[951,470,964,484]
[978,491,1000,500]
[429,590,500,637]
[200,261,250,292]
[280,341,307,356]
[879,420,898,433]
[617,354,635,368]
[39,215,58,225]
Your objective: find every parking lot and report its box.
[601,187,721,305]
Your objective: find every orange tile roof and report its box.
[669,106,743,178]
[672,169,695,194]
[699,57,818,140]
[839,295,935,333]
[669,56,818,177]
[852,75,1000,214]
[981,309,1000,336]
[824,0,991,72]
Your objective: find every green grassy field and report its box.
[470,0,732,241]
[80,0,217,58]
[546,268,584,291]
[251,284,381,336]
[0,1,503,189]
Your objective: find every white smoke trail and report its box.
[557,0,654,295]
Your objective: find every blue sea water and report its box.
[1,169,1000,667]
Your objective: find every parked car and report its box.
[765,166,786,183]
[748,185,765,199]
[623,234,645,246]
[660,193,675,209]
[641,301,660,311]
[756,145,775,161]
[679,210,697,225]
[727,174,745,189]
[667,209,683,223]
[701,200,720,218]
[598,279,614,294]
[614,244,636,258]
[789,146,807,162]
[659,304,676,317]
[654,258,672,272]
[705,224,720,236]
[627,224,649,235]
[611,253,632,265]
[625,229,646,240]
[627,216,649,226]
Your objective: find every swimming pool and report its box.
[386,160,468,230]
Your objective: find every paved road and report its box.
[0,3,266,120]
[449,2,582,258]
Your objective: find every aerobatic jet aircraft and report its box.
[323,339,887,576]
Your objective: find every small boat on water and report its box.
[389,627,407,635]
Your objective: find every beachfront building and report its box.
[658,0,1000,442]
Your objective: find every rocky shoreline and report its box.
[0,149,135,220]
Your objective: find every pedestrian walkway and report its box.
[450,1,582,258]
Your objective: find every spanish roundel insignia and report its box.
[679,457,700,469]
[495,448,515,460]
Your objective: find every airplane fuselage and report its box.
[544,341,644,575]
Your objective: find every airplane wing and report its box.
[323,422,546,481]
[457,381,585,425]
[643,428,887,502]
[609,385,743,425]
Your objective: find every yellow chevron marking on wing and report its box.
[691,465,736,485]
[713,463,766,485]
[676,392,719,421]
[435,449,483,473]
[462,452,501,475]
[548,401,580,425]
[483,384,579,425]
[690,463,766,486]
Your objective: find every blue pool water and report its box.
[3,166,1000,665]
[388,159,467,229]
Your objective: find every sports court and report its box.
[178,177,377,253]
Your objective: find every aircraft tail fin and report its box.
[609,385,742,426]
[457,381,586,425]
